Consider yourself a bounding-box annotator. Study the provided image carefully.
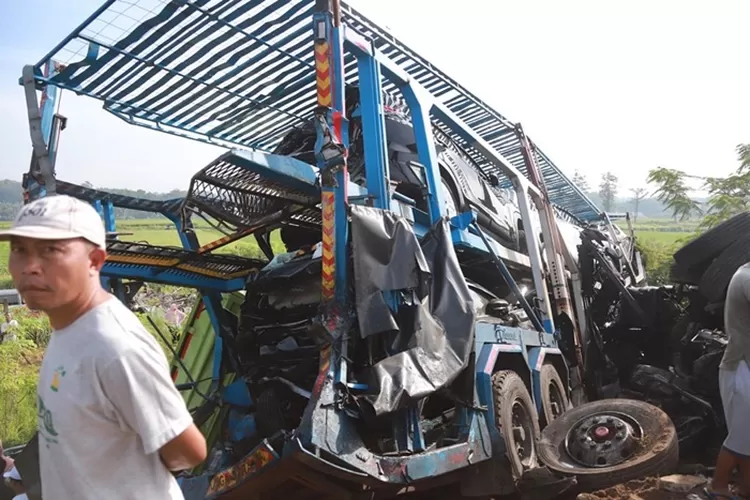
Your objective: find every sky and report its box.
[0,0,748,197]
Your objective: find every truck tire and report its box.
[669,260,704,285]
[673,212,750,268]
[539,363,570,428]
[537,399,678,492]
[698,234,750,303]
[492,370,540,480]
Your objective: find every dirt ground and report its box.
[576,476,707,500]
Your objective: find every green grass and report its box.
[0,218,287,288]
[632,230,693,246]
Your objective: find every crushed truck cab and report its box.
[12,1,679,499]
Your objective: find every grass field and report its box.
[0,217,696,288]
[0,217,285,288]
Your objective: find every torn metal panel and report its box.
[350,205,476,416]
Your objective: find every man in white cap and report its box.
[3,465,27,500]
[1,195,207,500]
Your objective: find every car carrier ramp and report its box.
[104,241,264,291]
[25,0,601,223]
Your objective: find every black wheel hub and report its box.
[511,399,535,470]
[546,380,565,419]
[564,412,642,468]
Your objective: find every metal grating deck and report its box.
[106,240,265,279]
[27,0,601,221]
[182,150,322,233]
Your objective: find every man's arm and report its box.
[101,347,208,471]
[159,423,207,471]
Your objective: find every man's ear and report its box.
[89,246,107,271]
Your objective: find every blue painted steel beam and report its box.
[356,48,390,210]
[100,263,246,292]
[330,16,349,307]
[168,215,229,391]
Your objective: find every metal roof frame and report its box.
[25,0,601,221]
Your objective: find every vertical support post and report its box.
[515,124,586,403]
[170,216,229,392]
[398,87,443,222]
[356,52,390,210]
[22,61,61,202]
[39,61,61,150]
[514,184,555,333]
[313,0,350,388]
[101,200,126,301]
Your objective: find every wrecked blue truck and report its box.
[4,0,696,499]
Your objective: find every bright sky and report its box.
[0,0,747,195]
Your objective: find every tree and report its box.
[572,170,590,193]
[630,187,648,221]
[648,143,750,228]
[598,171,619,212]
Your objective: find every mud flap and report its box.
[459,456,516,497]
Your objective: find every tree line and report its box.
[0,180,187,221]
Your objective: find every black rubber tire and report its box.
[673,212,750,268]
[537,398,679,492]
[698,234,750,303]
[492,370,541,480]
[539,363,570,428]
[669,260,705,285]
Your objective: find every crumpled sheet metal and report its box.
[350,205,476,416]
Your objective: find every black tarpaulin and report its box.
[350,205,476,416]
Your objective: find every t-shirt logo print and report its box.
[50,366,66,392]
[37,395,58,445]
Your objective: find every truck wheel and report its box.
[673,212,750,268]
[698,234,750,303]
[492,370,540,480]
[539,364,570,428]
[537,399,678,492]
[669,260,705,285]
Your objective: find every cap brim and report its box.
[0,225,98,245]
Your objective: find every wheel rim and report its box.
[546,378,566,420]
[563,411,642,468]
[510,398,536,470]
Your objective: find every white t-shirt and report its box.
[37,297,194,499]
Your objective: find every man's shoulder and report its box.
[76,299,162,362]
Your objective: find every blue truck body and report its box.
[13,1,649,498]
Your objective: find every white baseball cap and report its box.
[0,195,106,249]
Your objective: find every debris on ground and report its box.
[575,475,710,500]
[658,475,708,494]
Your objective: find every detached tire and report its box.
[492,370,541,480]
[673,212,750,268]
[537,399,678,492]
[698,234,750,303]
[669,260,705,285]
[539,363,570,428]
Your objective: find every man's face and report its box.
[8,236,105,311]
